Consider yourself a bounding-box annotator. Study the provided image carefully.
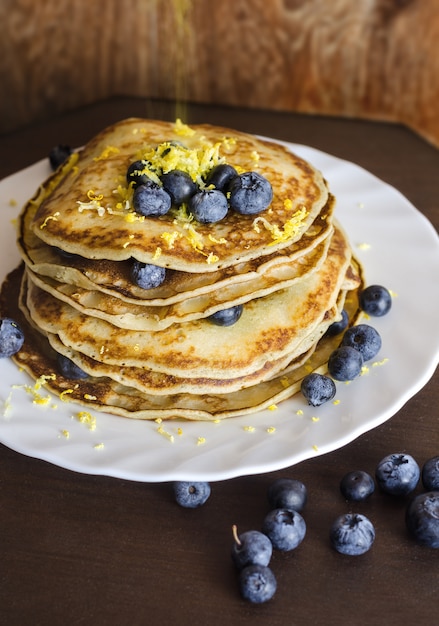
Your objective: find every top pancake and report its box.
[30,118,329,273]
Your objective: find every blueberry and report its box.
[375,453,420,496]
[324,309,349,337]
[330,513,375,555]
[340,470,375,502]
[341,324,382,361]
[422,456,439,491]
[173,481,211,508]
[406,491,439,548]
[327,346,363,381]
[188,189,228,224]
[359,285,392,317]
[161,170,197,205]
[262,508,306,551]
[204,164,238,192]
[231,525,273,570]
[239,564,277,604]
[229,172,273,215]
[208,304,243,327]
[131,261,166,290]
[57,354,89,380]
[0,318,24,358]
[127,160,154,188]
[301,373,336,406]
[49,144,72,170]
[267,478,307,512]
[133,180,172,217]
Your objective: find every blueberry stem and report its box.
[232,524,242,546]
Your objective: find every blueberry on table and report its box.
[188,189,228,224]
[262,508,306,551]
[239,564,277,604]
[406,491,439,548]
[359,285,392,317]
[324,309,349,337]
[267,478,307,512]
[131,261,166,290]
[49,144,72,170]
[133,180,172,217]
[375,453,420,496]
[340,470,375,502]
[301,372,336,406]
[161,170,198,205]
[229,172,273,215]
[173,481,211,508]
[204,163,238,192]
[330,513,375,555]
[57,354,89,380]
[0,318,24,358]
[208,304,243,327]
[422,456,439,491]
[327,346,363,381]
[341,324,382,361]
[231,525,273,570]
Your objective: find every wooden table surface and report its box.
[0,98,438,626]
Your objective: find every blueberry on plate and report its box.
[327,346,363,381]
[301,372,336,406]
[57,354,89,380]
[173,481,211,508]
[324,309,349,337]
[341,324,382,361]
[422,456,439,491]
[208,304,243,327]
[204,163,238,192]
[131,261,166,290]
[229,171,273,215]
[49,144,72,170]
[330,513,375,555]
[133,180,172,217]
[161,170,198,205]
[188,188,228,224]
[375,452,420,496]
[267,478,307,512]
[359,285,392,317]
[0,318,24,358]
[231,526,273,570]
[340,470,375,502]
[262,508,306,551]
[239,564,277,604]
[406,491,439,548]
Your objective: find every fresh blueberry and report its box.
[327,346,363,381]
[127,160,154,188]
[341,324,382,361]
[57,354,89,380]
[330,513,375,555]
[204,163,238,191]
[208,304,243,327]
[231,525,273,570]
[422,456,439,491]
[229,171,273,215]
[131,261,166,290]
[267,478,307,512]
[405,491,439,548]
[359,285,392,317]
[340,470,375,502]
[173,481,211,508]
[49,144,72,170]
[188,189,228,224]
[301,373,336,406]
[239,564,277,604]
[375,453,420,496]
[324,309,349,337]
[133,180,172,217]
[161,170,198,205]
[0,318,24,358]
[262,508,306,551]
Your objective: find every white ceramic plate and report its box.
[1,142,438,482]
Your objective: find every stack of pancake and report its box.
[1,118,363,420]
